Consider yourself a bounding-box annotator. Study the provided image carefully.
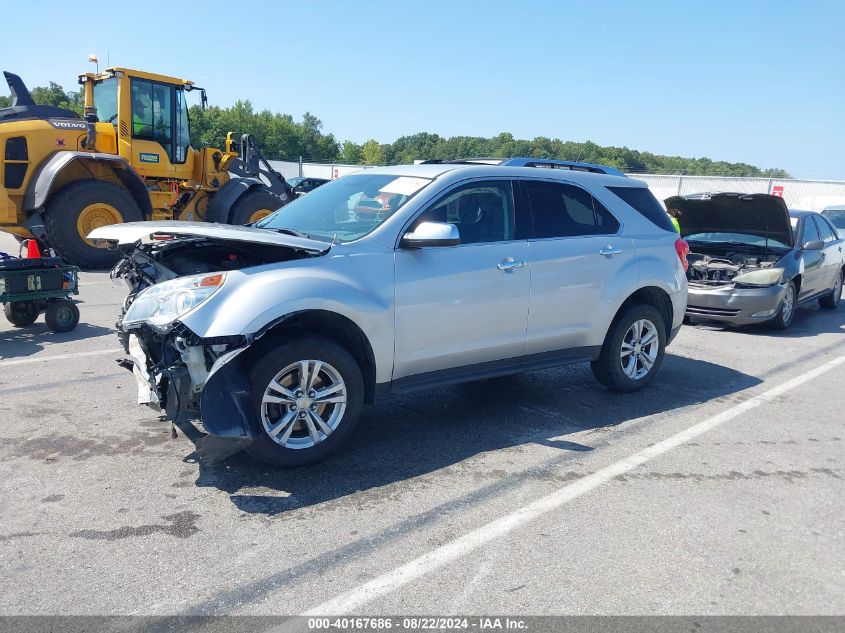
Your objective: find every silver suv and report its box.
[92,162,688,466]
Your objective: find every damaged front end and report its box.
[100,225,330,445]
[686,249,784,289]
[119,321,257,440]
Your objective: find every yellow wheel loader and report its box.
[0,68,294,268]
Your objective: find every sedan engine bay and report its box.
[686,249,782,287]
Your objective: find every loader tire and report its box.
[44,181,143,269]
[228,189,284,225]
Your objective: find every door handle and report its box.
[599,246,623,256]
[497,257,526,272]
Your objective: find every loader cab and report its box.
[129,77,191,165]
[81,68,196,180]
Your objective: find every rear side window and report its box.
[606,186,675,232]
[814,215,836,242]
[524,181,620,238]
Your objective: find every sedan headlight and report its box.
[122,273,226,329]
[732,267,784,287]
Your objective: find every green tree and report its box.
[361,139,386,165]
[0,80,83,114]
[339,141,364,164]
[2,78,791,177]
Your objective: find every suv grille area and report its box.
[686,305,741,317]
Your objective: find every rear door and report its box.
[520,179,633,355]
[813,215,844,290]
[393,179,531,381]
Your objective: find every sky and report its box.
[1,0,842,179]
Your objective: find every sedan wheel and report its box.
[260,360,348,450]
[768,281,797,330]
[819,271,843,309]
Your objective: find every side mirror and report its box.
[803,240,824,251]
[401,221,460,248]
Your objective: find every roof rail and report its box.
[417,157,626,176]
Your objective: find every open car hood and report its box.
[664,192,794,248]
[88,221,331,254]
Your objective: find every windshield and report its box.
[287,177,305,187]
[256,173,433,242]
[685,231,791,250]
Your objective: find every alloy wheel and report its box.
[619,318,659,380]
[260,360,347,449]
[782,284,796,324]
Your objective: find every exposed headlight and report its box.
[122,273,226,329]
[732,267,784,287]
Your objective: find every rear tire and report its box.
[591,304,666,392]
[819,270,843,310]
[44,300,80,333]
[244,336,364,467]
[4,301,39,327]
[228,189,284,225]
[767,281,797,330]
[44,180,143,269]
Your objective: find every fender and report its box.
[178,252,396,384]
[23,151,153,217]
[205,177,263,224]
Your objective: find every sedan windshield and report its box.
[256,173,433,242]
[685,231,791,250]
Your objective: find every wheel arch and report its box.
[609,286,674,341]
[24,151,152,217]
[247,309,378,405]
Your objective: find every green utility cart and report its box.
[0,256,80,333]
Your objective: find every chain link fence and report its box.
[271,160,845,212]
[628,174,845,212]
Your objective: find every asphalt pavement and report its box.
[0,231,843,617]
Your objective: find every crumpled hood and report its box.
[88,221,331,254]
[664,192,794,248]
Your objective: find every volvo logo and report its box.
[48,119,87,130]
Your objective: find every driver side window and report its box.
[803,216,821,244]
[414,181,515,245]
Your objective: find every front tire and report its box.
[44,180,143,269]
[244,336,364,467]
[819,270,843,310]
[591,304,666,392]
[228,189,284,225]
[767,281,797,330]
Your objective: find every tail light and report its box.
[674,238,689,272]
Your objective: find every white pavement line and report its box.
[0,349,120,367]
[78,281,115,286]
[299,353,845,617]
